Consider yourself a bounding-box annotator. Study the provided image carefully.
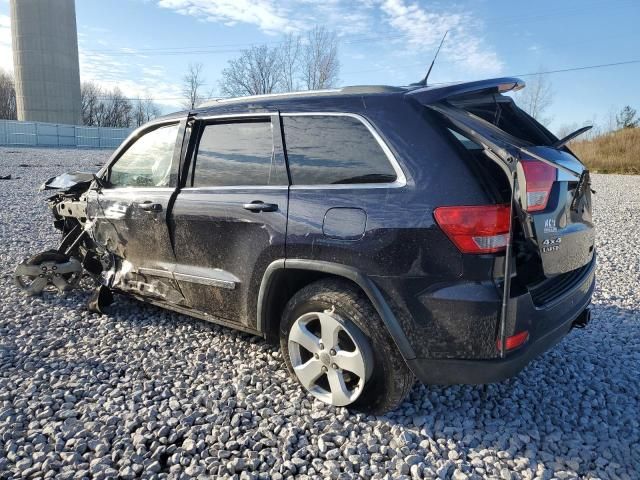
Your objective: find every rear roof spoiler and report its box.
[405,77,525,105]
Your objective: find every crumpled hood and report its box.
[40,171,95,192]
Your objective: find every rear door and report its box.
[170,113,289,328]
[427,101,595,277]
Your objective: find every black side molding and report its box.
[257,259,416,360]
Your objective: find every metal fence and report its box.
[0,120,132,148]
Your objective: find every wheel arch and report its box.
[257,259,416,360]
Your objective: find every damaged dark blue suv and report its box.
[16,77,596,413]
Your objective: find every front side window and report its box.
[193,121,274,187]
[283,115,397,185]
[109,124,179,187]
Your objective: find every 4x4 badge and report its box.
[542,237,561,246]
[542,236,561,253]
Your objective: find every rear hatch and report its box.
[408,78,595,279]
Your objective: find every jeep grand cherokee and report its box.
[16,77,595,413]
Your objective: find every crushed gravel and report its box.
[0,146,638,479]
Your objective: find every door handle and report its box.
[243,201,278,212]
[138,201,163,212]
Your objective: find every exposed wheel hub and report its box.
[319,351,331,366]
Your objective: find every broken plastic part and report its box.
[87,285,114,313]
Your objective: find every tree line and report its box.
[80,81,161,128]
[0,26,340,126]
[0,69,161,128]
[220,26,340,97]
[183,26,340,107]
[0,69,17,120]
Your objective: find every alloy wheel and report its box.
[15,255,82,296]
[288,309,372,406]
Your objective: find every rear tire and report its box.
[280,278,414,414]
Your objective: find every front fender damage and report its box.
[16,171,186,311]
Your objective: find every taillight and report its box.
[520,159,556,212]
[433,204,511,254]
[496,330,529,351]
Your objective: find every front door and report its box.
[86,120,185,304]
[170,113,289,328]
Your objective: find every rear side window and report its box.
[193,121,274,187]
[283,115,397,185]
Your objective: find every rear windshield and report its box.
[449,93,556,146]
[443,126,511,203]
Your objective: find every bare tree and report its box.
[133,96,161,127]
[81,81,103,126]
[280,33,302,92]
[301,26,340,90]
[616,105,638,129]
[516,73,554,125]
[182,63,206,109]
[217,27,340,97]
[0,69,17,120]
[219,45,283,97]
[82,83,160,127]
[103,88,134,127]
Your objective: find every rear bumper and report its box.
[407,255,596,384]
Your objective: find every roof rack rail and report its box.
[197,85,408,108]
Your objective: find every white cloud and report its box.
[379,0,503,74]
[154,0,502,75]
[79,50,182,105]
[156,0,374,36]
[0,14,182,106]
[0,14,12,73]
[157,0,300,34]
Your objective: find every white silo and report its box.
[10,0,82,125]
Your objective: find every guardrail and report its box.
[0,120,132,148]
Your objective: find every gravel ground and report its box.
[0,146,638,480]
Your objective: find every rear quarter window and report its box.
[282,115,397,185]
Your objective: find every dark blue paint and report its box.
[62,77,595,383]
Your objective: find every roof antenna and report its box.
[412,30,448,87]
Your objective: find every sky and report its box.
[1,0,639,132]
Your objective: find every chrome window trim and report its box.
[188,111,407,190]
[281,112,407,190]
[180,185,289,192]
[99,187,176,193]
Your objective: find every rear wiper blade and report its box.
[552,125,592,149]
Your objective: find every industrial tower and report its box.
[10,0,82,125]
